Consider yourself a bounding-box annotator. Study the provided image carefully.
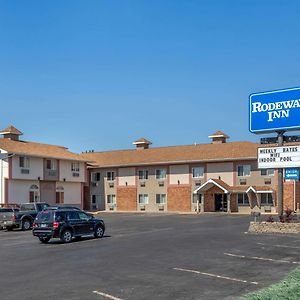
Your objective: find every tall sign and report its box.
[249,87,300,134]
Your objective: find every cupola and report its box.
[133,138,152,150]
[0,125,23,141]
[208,131,229,144]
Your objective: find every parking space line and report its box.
[92,290,123,300]
[224,252,300,264]
[257,242,300,249]
[173,267,258,285]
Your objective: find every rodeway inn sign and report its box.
[249,87,300,133]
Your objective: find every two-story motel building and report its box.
[0,126,87,208]
[83,131,300,214]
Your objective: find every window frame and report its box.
[107,171,115,181]
[261,169,275,176]
[138,194,149,204]
[260,193,273,206]
[237,193,249,206]
[156,194,166,204]
[46,159,57,170]
[237,165,251,177]
[19,156,30,169]
[71,162,80,172]
[138,170,149,181]
[155,169,167,180]
[192,167,204,179]
[107,194,116,204]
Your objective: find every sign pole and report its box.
[276,131,285,217]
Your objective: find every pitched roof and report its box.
[81,141,262,168]
[0,125,23,135]
[0,138,87,161]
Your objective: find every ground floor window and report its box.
[237,193,249,205]
[138,194,149,204]
[156,194,166,204]
[260,193,273,205]
[107,194,116,204]
[29,185,40,203]
[56,186,64,204]
[192,194,201,204]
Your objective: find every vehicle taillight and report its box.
[11,214,16,221]
[33,223,37,228]
[52,222,59,229]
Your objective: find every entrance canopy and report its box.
[194,178,274,195]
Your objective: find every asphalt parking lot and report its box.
[0,213,300,300]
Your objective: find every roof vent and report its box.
[0,125,23,141]
[208,131,229,144]
[133,138,152,150]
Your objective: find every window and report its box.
[192,194,201,204]
[46,159,57,170]
[138,194,149,204]
[92,195,101,204]
[91,172,101,182]
[107,171,115,181]
[260,193,273,205]
[237,193,249,205]
[19,156,30,168]
[107,194,116,204]
[192,167,204,178]
[156,194,166,204]
[67,211,79,220]
[261,169,275,176]
[237,165,251,176]
[71,162,80,172]
[138,170,149,180]
[78,212,90,221]
[156,169,166,180]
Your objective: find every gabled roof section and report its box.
[82,141,260,168]
[246,186,275,193]
[0,125,23,136]
[194,178,231,194]
[0,138,87,161]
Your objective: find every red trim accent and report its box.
[4,178,9,205]
[8,157,12,179]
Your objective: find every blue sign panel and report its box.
[285,168,299,180]
[249,87,300,133]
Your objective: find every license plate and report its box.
[40,224,47,228]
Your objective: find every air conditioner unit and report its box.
[158,181,164,187]
[21,169,30,174]
[109,182,114,188]
[264,178,271,185]
[140,181,146,187]
[195,180,202,186]
[72,172,80,177]
[140,205,146,211]
[239,179,247,185]
[92,182,98,187]
[158,205,165,211]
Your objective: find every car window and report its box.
[78,212,90,221]
[36,211,53,222]
[36,203,50,211]
[67,211,80,220]
[0,208,12,212]
[20,204,35,211]
[55,212,66,222]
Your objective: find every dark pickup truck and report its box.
[4,202,49,231]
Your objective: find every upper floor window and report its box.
[71,162,80,172]
[19,156,30,168]
[156,169,166,180]
[107,194,116,204]
[261,169,275,176]
[138,170,148,180]
[46,159,57,170]
[107,171,115,181]
[192,167,204,178]
[91,172,101,182]
[237,165,251,177]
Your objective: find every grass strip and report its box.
[239,267,300,300]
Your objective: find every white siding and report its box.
[56,182,81,205]
[0,149,8,204]
[59,160,85,182]
[11,155,43,180]
[8,179,40,204]
[169,165,189,184]
[118,167,136,186]
[206,162,234,185]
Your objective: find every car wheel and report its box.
[39,237,51,244]
[22,219,32,231]
[94,225,104,238]
[60,229,72,243]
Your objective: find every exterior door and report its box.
[215,194,227,212]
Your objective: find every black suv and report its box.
[32,209,105,244]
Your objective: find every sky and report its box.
[1,0,300,153]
